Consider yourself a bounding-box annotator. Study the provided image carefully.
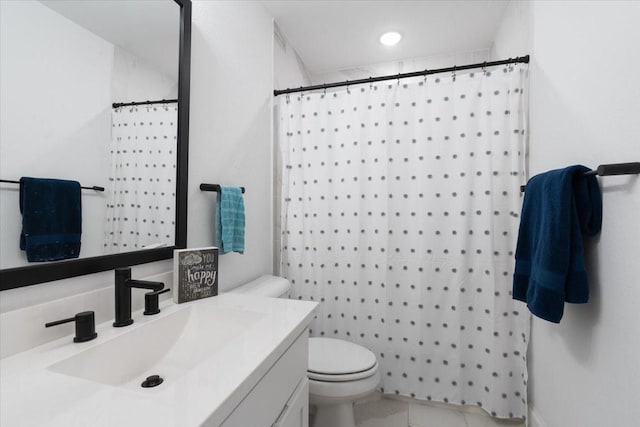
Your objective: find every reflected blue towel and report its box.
[215,186,245,254]
[513,165,602,323]
[19,177,82,262]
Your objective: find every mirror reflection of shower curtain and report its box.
[104,104,177,253]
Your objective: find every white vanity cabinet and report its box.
[218,330,309,427]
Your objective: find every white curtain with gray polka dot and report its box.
[105,104,177,253]
[279,65,530,420]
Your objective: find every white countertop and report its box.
[0,293,318,427]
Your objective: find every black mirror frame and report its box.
[0,0,191,291]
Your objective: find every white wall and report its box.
[310,49,490,85]
[273,24,312,91]
[187,0,274,292]
[111,46,178,103]
[490,1,531,64]
[492,2,640,426]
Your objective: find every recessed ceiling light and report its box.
[379,31,402,46]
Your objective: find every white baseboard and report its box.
[528,406,548,427]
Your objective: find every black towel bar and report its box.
[200,184,245,194]
[0,179,104,192]
[520,162,640,193]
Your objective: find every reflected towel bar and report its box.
[200,184,245,194]
[0,179,104,192]
[520,162,640,193]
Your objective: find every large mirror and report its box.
[0,0,191,290]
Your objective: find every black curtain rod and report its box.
[273,55,530,96]
[112,99,178,108]
[520,162,640,192]
[0,179,104,192]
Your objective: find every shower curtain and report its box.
[104,103,177,252]
[279,65,530,419]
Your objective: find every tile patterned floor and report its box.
[354,394,525,427]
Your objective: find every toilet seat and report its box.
[307,338,378,382]
[308,361,378,382]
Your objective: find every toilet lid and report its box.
[308,338,377,377]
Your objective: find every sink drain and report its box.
[141,374,164,388]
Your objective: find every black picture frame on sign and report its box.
[0,0,192,291]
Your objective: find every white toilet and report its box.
[230,275,380,427]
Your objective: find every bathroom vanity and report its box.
[0,294,317,427]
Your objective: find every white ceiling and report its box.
[40,0,180,80]
[262,0,510,74]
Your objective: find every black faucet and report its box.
[45,311,97,343]
[144,288,171,315]
[113,268,165,327]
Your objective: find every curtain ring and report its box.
[323,85,327,95]
[452,65,457,82]
[482,61,487,75]
[397,73,401,86]
[369,77,373,90]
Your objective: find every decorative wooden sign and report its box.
[173,247,218,303]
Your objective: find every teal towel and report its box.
[215,186,245,254]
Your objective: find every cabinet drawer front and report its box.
[273,378,308,427]
[221,330,308,427]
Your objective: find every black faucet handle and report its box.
[46,311,98,343]
[144,288,171,316]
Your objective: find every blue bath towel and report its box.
[215,186,245,254]
[19,177,82,262]
[513,165,602,322]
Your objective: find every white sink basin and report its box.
[49,303,263,388]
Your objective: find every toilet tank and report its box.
[228,275,291,298]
